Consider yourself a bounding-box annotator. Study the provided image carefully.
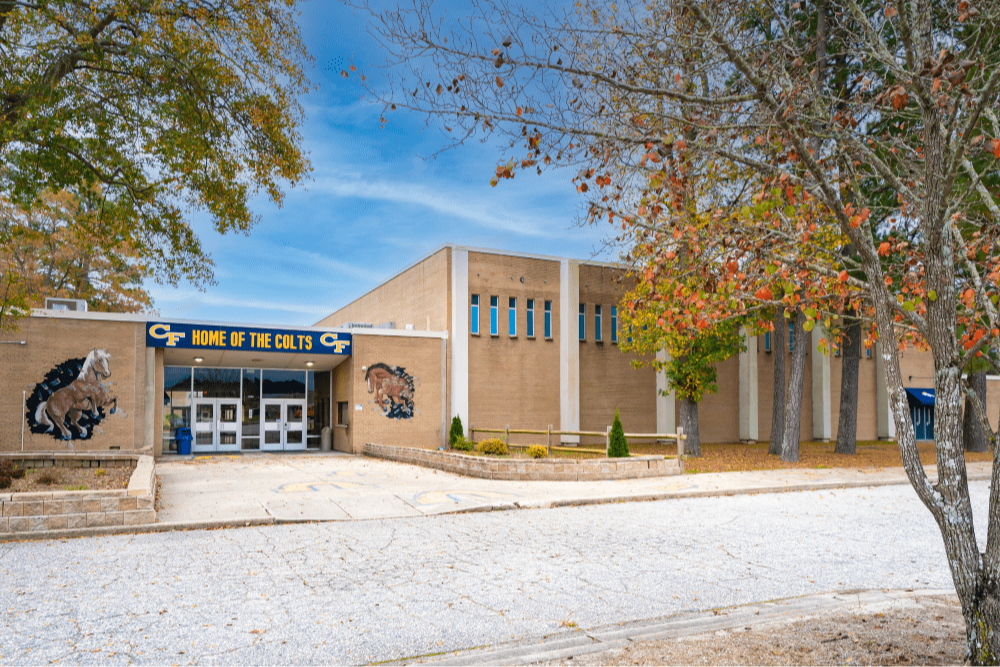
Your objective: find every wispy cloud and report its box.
[149,289,333,318]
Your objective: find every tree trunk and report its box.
[835,317,861,455]
[768,308,786,456]
[963,370,989,453]
[781,310,808,462]
[679,397,700,457]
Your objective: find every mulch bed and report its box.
[5,465,132,493]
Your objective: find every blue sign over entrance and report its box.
[145,322,351,355]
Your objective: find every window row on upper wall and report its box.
[470,295,621,344]
[578,303,618,343]
[470,294,552,339]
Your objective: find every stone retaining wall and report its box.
[0,453,156,533]
[364,443,682,480]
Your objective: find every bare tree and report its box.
[356,0,1000,659]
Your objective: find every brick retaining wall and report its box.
[364,443,681,480]
[0,454,156,533]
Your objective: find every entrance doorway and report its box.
[192,398,241,453]
[261,399,306,451]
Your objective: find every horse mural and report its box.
[365,362,418,419]
[26,349,126,444]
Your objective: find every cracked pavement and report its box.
[0,481,988,665]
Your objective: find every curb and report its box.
[2,473,989,542]
[399,588,958,665]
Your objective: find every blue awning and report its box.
[905,388,936,406]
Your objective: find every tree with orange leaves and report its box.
[361,0,1000,659]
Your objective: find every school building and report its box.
[0,244,996,458]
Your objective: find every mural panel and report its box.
[365,363,418,419]
[25,349,126,445]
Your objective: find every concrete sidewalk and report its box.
[155,452,993,527]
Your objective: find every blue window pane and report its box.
[526,299,534,337]
[764,331,771,352]
[579,304,586,341]
[789,322,794,353]
[490,296,498,336]
[508,297,517,336]
[544,301,552,338]
[470,294,479,335]
[595,305,602,342]
[611,306,617,343]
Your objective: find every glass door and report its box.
[192,400,216,453]
[218,400,240,452]
[261,400,285,451]
[284,402,306,451]
[260,399,306,451]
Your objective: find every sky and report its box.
[147,0,616,327]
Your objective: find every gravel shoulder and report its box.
[540,594,965,666]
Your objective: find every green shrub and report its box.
[451,437,475,452]
[478,438,508,456]
[525,445,547,459]
[608,409,630,458]
[36,471,60,485]
[449,415,464,445]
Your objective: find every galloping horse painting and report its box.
[26,349,126,445]
[365,362,418,419]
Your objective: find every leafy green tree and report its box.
[0,0,311,328]
[607,409,629,458]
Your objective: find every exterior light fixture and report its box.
[305,361,314,367]
[194,357,203,363]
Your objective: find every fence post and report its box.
[606,425,611,457]
[469,424,474,443]
[505,424,509,447]
[547,425,552,457]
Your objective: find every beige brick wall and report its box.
[467,252,562,442]
[348,334,445,453]
[316,248,451,332]
[1,316,145,453]
[578,264,655,438]
[698,356,741,443]
[829,347,880,441]
[332,357,354,452]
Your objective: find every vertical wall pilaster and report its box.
[739,330,759,442]
[560,259,580,443]
[876,340,897,440]
[811,327,832,441]
[656,348,676,435]
[143,346,155,452]
[450,248,469,426]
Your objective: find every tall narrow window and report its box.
[789,321,795,353]
[594,305,603,342]
[526,299,535,338]
[544,301,552,339]
[764,331,772,352]
[611,306,618,343]
[579,304,586,341]
[470,294,480,335]
[508,297,517,337]
[490,296,499,336]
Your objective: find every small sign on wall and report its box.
[355,404,363,411]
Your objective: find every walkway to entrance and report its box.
[155,453,994,525]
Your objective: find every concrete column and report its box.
[739,330,759,442]
[876,340,897,440]
[142,346,156,453]
[560,259,580,443]
[656,348,676,434]
[811,327,832,441]
[450,248,469,426]
[441,337,448,447]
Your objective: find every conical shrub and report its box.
[608,409,630,458]
[449,415,464,445]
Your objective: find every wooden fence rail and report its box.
[468,424,686,458]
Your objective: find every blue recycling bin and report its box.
[175,427,193,456]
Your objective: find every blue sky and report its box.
[148,0,615,327]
